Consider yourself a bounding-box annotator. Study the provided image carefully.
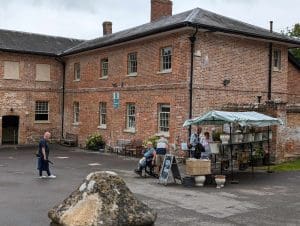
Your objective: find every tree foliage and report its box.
[282,23,300,60]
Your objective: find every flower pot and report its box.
[215,175,226,189]
[209,142,220,154]
[220,134,230,144]
[194,175,206,187]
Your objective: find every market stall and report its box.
[183,110,283,184]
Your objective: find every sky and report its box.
[0,0,299,40]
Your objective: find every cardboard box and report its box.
[186,159,211,175]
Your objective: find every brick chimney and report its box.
[151,0,172,22]
[102,21,112,36]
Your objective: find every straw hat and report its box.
[147,141,152,145]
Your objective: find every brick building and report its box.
[0,0,299,160]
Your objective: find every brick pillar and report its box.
[151,0,172,22]
[102,21,112,36]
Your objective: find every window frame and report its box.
[35,101,49,122]
[99,102,107,128]
[100,58,108,78]
[74,62,80,81]
[73,102,80,124]
[127,52,137,75]
[160,46,172,72]
[126,103,136,131]
[158,104,170,134]
[273,49,281,71]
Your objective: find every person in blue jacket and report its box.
[134,141,156,174]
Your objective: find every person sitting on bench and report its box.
[134,141,156,175]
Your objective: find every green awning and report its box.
[183,111,283,127]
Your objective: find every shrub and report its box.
[86,133,106,151]
[143,135,160,148]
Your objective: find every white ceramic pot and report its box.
[194,175,206,187]
[215,175,226,189]
[209,142,220,154]
[255,133,263,141]
[220,134,230,144]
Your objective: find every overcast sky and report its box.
[0,0,299,40]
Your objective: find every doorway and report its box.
[2,116,19,144]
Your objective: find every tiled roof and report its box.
[0,29,84,56]
[62,8,300,55]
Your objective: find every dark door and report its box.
[2,116,19,144]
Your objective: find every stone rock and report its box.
[48,171,156,226]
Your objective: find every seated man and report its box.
[135,141,156,175]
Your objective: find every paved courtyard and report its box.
[0,144,300,226]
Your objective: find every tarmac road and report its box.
[0,144,299,226]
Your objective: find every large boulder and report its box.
[48,171,156,226]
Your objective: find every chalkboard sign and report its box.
[159,154,181,185]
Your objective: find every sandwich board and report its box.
[159,154,182,185]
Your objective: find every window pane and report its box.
[160,47,172,71]
[99,102,107,126]
[101,59,108,77]
[74,63,80,80]
[127,103,135,129]
[158,104,170,132]
[73,102,79,123]
[128,52,137,74]
[35,101,49,121]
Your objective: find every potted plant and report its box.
[86,133,106,151]
[251,147,264,166]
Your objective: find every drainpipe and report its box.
[268,21,273,100]
[55,58,66,138]
[188,27,198,138]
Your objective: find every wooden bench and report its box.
[124,139,144,157]
[60,132,78,147]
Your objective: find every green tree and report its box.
[282,23,300,60]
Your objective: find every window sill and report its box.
[157,69,172,75]
[97,125,107,129]
[35,79,51,82]
[99,76,108,80]
[127,73,137,77]
[123,128,136,134]
[34,121,50,124]
[73,79,80,82]
[273,68,281,72]
[72,122,81,126]
[3,77,20,80]
[156,132,170,138]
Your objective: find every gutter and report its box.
[0,48,57,57]
[268,21,273,101]
[55,57,66,139]
[188,26,198,138]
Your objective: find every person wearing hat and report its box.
[155,134,168,174]
[134,141,156,175]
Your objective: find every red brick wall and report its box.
[287,62,300,104]
[63,30,290,149]
[0,52,63,144]
[151,0,172,22]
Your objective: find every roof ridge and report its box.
[0,28,85,42]
[184,8,201,22]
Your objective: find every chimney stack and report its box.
[151,0,172,22]
[103,21,112,36]
[269,21,273,33]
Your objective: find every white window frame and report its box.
[273,49,281,71]
[73,102,79,123]
[126,103,136,131]
[158,104,170,134]
[99,102,107,128]
[127,52,137,75]
[160,47,172,72]
[35,101,49,122]
[101,58,108,78]
[74,62,80,81]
